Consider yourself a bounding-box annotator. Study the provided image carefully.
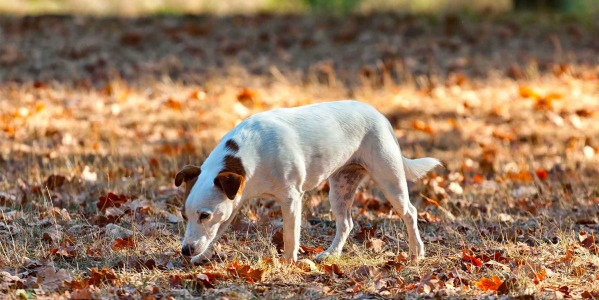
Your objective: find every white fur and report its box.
[181,100,440,264]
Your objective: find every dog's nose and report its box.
[181,244,194,256]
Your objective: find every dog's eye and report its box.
[198,211,212,222]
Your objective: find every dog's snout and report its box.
[181,244,194,256]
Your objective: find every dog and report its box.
[175,100,440,264]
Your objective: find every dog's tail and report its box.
[402,157,442,181]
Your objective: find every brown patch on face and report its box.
[221,155,246,177]
[224,139,240,153]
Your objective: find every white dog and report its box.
[175,100,440,264]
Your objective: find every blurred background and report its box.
[1,0,598,15]
[1,1,598,298]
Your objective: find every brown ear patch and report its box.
[214,172,245,200]
[224,139,240,153]
[175,165,201,187]
[175,165,201,220]
[214,155,246,200]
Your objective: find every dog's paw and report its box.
[314,250,338,262]
[409,242,425,261]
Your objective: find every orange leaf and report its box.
[475,275,503,291]
[519,86,540,99]
[412,120,434,135]
[236,88,261,108]
[300,245,324,254]
[462,249,483,267]
[533,268,546,284]
[165,98,183,111]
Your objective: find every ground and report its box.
[0,12,598,299]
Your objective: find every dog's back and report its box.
[224,100,392,192]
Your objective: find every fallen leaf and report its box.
[271,230,284,252]
[475,275,503,292]
[462,249,483,267]
[44,174,66,190]
[580,234,598,254]
[112,237,135,251]
[366,238,385,252]
[227,263,266,283]
[412,120,434,135]
[300,245,323,254]
[320,264,343,277]
[88,268,118,286]
[533,268,546,284]
[38,267,72,291]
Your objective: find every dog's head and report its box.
[175,156,245,263]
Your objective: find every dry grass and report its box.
[0,12,598,299]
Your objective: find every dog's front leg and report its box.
[280,189,302,262]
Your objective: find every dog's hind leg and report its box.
[369,159,424,259]
[315,164,367,262]
[365,148,425,260]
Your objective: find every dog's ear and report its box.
[175,165,201,187]
[214,172,244,200]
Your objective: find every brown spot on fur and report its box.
[214,155,246,199]
[224,139,240,153]
[221,155,246,177]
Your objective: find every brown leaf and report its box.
[558,247,576,265]
[38,267,71,291]
[320,264,343,277]
[42,226,63,244]
[168,273,219,289]
[112,237,135,251]
[582,290,599,299]
[44,174,66,190]
[475,275,502,292]
[384,254,407,272]
[366,238,385,253]
[97,193,130,211]
[354,224,378,242]
[47,246,77,259]
[497,277,517,294]
[227,263,266,283]
[88,268,118,286]
[271,230,284,252]
[71,287,95,299]
[416,273,438,294]
[580,234,598,254]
